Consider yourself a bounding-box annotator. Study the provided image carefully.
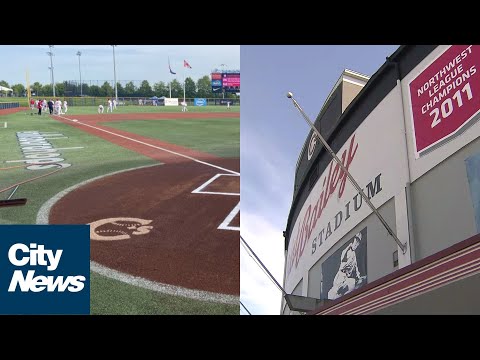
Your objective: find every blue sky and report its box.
[0,45,240,86]
[240,45,400,315]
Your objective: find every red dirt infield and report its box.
[204,175,240,194]
[48,112,240,296]
[0,107,29,115]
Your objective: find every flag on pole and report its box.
[168,57,176,75]
[184,60,192,69]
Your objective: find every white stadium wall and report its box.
[400,45,480,260]
[284,88,410,296]
[283,45,480,315]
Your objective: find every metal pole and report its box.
[240,235,287,296]
[286,92,407,254]
[48,67,52,94]
[112,45,118,101]
[77,51,82,97]
[220,64,226,99]
[240,301,252,315]
[48,45,55,97]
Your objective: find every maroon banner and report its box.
[222,75,240,87]
[211,73,222,80]
[409,45,480,156]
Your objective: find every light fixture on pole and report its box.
[47,45,55,97]
[286,91,408,254]
[76,51,82,97]
[111,45,118,101]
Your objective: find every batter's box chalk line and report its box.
[191,173,240,196]
[218,202,240,232]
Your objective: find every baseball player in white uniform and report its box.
[63,100,68,114]
[113,98,117,110]
[107,99,113,113]
[98,104,104,114]
[55,99,63,115]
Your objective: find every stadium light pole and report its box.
[48,67,53,94]
[286,92,407,254]
[220,64,226,99]
[76,51,82,97]
[111,45,118,102]
[47,45,55,97]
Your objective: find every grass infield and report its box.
[102,118,239,158]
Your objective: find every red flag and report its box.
[184,60,192,69]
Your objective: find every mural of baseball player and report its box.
[323,228,368,300]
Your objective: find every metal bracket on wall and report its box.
[284,294,331,312]
[287,92,408,254]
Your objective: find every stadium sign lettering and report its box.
[14,131,72,170]
[286,135,358,276]
[310,173,382,256]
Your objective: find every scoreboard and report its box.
[211,72,240,93]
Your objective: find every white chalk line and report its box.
[191,173,240,196]
[191,173,240,229]
[218,202,240,231]
[90,261,239,305]
[56,115,239,175]
[36,164,239,305]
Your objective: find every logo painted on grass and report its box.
[89,217,153,241]
[0,225,90,314]
[6,131,79,170]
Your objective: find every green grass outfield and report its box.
[0,110,239,315]
[102,119,239,158]
[64,105,239,114]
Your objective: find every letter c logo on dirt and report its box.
[89,217,153,241]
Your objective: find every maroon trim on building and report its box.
[309,232,480,315]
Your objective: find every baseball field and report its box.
[0,104,239,315]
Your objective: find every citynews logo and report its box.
[0,225,90,315]
[7,243,85,293]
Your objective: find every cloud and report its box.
[240,210,286,315]
[240,124,295,219]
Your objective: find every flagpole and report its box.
[168,57,173,99]
[183,64,186,104]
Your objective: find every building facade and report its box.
[282,45,480,315]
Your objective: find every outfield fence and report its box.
[46,97,240,107]
[0,102,19,110]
